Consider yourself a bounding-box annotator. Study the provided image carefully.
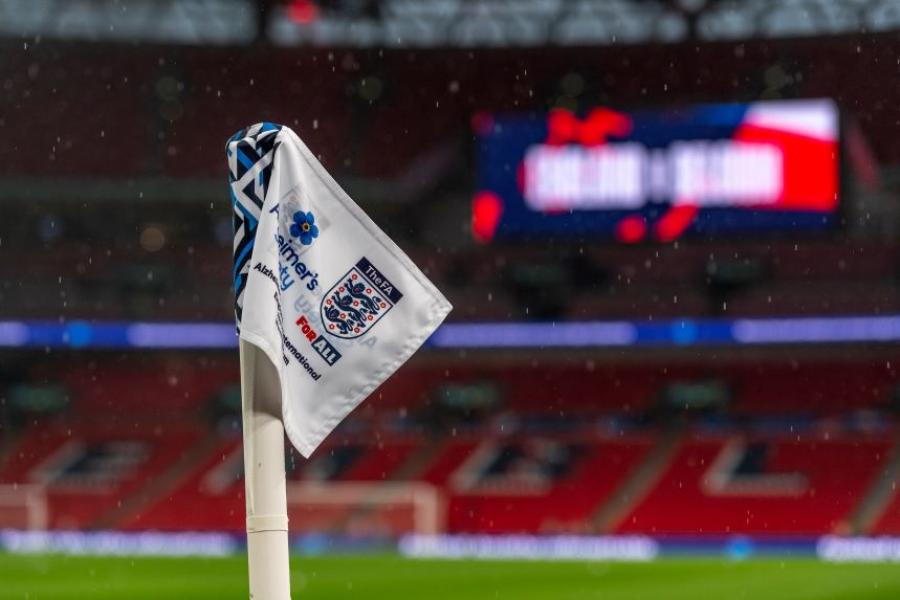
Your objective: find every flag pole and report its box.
[240,338,292,599]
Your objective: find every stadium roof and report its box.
[4,0,900,47]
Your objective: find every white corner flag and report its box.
[226,122,451,599]
[228,122,452,456]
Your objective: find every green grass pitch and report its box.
[2,554,900,599]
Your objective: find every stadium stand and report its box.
[2,356,898,536]
[615,433,894,535]
[0,420,202,529]
[421,435,653,533]
[3,236,899,323]
[123,434,245,531]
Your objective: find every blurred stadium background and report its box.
[5,0,900,597]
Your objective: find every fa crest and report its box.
[321,258,403,339]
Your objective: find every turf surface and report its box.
[1,554,899,599]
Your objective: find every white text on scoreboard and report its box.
[523,140,784,211]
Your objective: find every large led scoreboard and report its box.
[472,99,840,242]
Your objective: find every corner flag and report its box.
[227,122,451,599]
[227,122,452,456]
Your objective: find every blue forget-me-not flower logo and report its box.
[290,211,319,245]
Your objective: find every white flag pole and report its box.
[240,338,292,599]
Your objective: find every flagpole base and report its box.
[247,529,291,600]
